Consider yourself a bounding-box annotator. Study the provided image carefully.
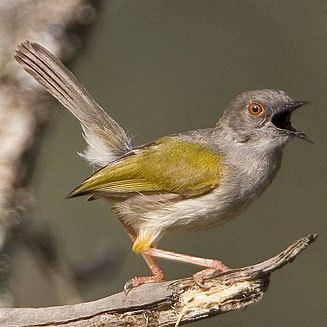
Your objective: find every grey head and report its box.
[216,89,310,148]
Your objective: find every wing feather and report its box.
[68,138,223,199]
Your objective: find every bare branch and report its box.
[0,234,317,327]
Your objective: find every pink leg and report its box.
[117,218,228,290]
[146,248,228,269]
[117,218,164,294]
[146,247,229,288]
[124,254,164,294]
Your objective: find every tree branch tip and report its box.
[307,233,318,242]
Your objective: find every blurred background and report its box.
[0,1,326,326]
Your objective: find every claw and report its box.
[193,268,216,289]
[124,274,165,296]
[193,261,230,289]
[124,278,137,295]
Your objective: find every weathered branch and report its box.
[0,234,317,327]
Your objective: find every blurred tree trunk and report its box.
[0,0,97,307]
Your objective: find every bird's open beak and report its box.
[271,100,311,142]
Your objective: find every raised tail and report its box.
[14,41,132,166]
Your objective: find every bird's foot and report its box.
[124,273,164,295]
[193,260,229,289]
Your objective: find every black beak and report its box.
[284,100,311,112]
[271,100,312,143]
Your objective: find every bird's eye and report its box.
[247,102,265,116]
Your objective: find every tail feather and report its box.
[14,41,132,166]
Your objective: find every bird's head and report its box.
[217,89,310,147]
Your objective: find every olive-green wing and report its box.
[68,137,224,198]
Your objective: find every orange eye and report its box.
[247,102,265,116]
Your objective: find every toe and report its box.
[124,277,138,295]
[193,268,219,289]
[124,275,165,295]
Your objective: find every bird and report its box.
[14,40,310,292]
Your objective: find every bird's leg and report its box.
[117,218,164,294]
[146,247,229,288]
[117,218,227,289]
[125,251,164,294]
